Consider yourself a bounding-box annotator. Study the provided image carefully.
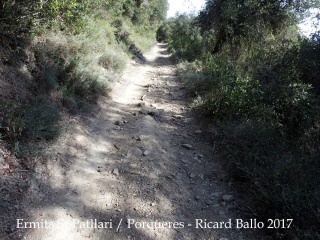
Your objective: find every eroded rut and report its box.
[9,44,255,240]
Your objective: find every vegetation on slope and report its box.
[158,0,320,239]
[0,0,167,157]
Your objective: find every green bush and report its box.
[99,50,127,73]
[219,121,320,238]
[21,101,60,140]
[31,18,130,107]
[177,60,207,95]
[0,99,60,142]
[0,0,167,163]
[172,11,320,237]
[160,15,203,61]
[156,23,172,42]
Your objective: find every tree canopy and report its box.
[0,0,168,47]
[197,0,318,53]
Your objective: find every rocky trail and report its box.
[1,44,257,240]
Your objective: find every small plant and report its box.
[21,101,60,140]
[98,50,127,73]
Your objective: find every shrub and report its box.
[156,23,172,42]
[21,101,60,140]
[99,50,127,73]
[160,15,203,61]
[173,15,320,237]
[219,121,320,238]
[1,99,60,142]
[0,0,167,164]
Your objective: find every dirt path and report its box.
[8,44,254,240]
